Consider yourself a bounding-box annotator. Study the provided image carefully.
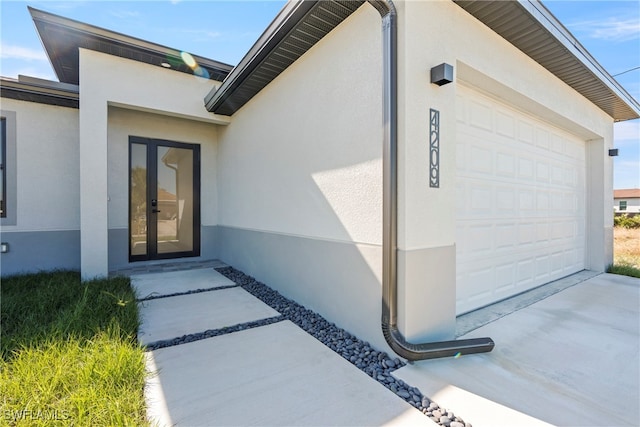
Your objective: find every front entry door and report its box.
[129,137,200,261]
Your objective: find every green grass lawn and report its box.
[607,263,640,278]
[1,271,148,426]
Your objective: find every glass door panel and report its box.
[129,137,200,261]
[156,146,194,254]
[130,142,148,257]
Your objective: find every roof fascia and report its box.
[29,6,233,84]
[0,76,79,108]
[519,0,640,120]
[204,1,319,112]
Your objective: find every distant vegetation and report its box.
[614,214,640,229]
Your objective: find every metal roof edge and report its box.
[1,76,79,108]
[28,6,233,83]
[519,0,640,120]
[17,75,79,93]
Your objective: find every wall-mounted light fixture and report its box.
[431,63,454,86]
[1,242,9,253]
[608,149,619,157]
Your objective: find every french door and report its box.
[129,137,200,261]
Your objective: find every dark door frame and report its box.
[128,136,201,262]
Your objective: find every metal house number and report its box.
[429,108,440,188]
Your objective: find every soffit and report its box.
[453,0,639,121]
[205,0,366,115]
[0,76,79,109]
[206,0,639,122]
[29,7,233,86]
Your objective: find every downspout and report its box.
[367,0,495,360]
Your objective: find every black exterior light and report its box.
[608,149,619,157]
[431,63,454,86]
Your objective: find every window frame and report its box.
[0,117,5,218]
[0,110,17,226]
[619,200,628,211]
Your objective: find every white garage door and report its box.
[456,85,586,314]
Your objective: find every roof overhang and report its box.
[29,6,233,86]
[454,0,639,122]
[0,75,79,108]
[204,0,366,115]
[206,0,639,122]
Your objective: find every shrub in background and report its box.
[613,214,640,229]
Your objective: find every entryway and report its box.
[129,137,200,261]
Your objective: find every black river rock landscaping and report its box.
[141,266,472,427]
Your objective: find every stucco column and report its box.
[586,135,614,271]
[79,48,109,278]
[395,1,457,342]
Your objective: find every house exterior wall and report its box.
[216,5,388,351]
[78,49,227,278]
[614,197,640,214]
[107,107,219,271]
[395,0,613,340]
[216,0,614,349]
[0,99,80,276]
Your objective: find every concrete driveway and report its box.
[393,273,640,427]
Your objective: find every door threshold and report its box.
[110,259,228,277]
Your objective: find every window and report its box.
[1,117,5,218]
[619,200,627,211]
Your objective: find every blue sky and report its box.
[1,0,638,188]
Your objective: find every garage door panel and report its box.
[456,86,586,314]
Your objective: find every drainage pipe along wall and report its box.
[367,0,494,360]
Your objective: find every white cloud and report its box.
[109,10,140,19]
[0,43,47,61]
[569,18,640,42]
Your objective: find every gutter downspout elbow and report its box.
[368,0,495,361]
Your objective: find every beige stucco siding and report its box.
[0,98,79,232]
[217,5,383,246]
[216,5,388,351]
[394,0,613,341]
[215,0,615,347]
[79,49,226,277]
[398,0,612,252]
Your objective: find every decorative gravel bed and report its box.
[216,266,473,427]
[144,315,286,351]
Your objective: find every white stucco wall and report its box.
[79,49,227,277]
[0,98,79,232]
[216,5,387,350]
[398,0,613,252]
[217,0,615,347]
[393,0,614,341]
[217,5,383,246]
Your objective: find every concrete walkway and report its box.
[393,273,640,427]
[131,268,434,427]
